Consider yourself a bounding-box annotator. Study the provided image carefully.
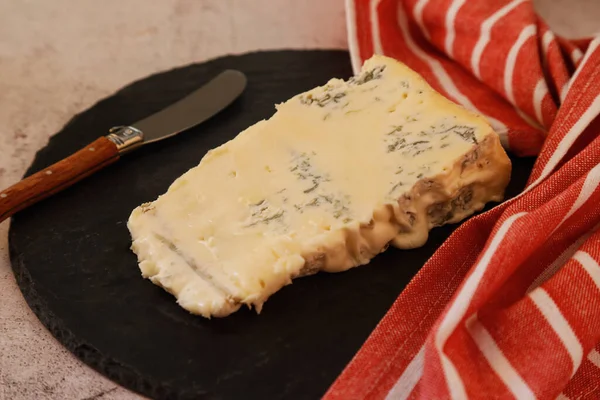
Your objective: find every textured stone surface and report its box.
[0,0,597,399]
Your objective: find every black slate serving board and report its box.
[9,50,534,400]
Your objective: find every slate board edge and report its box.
[6,49,534,400]
[7,49,351,400]
[8,246,171,399]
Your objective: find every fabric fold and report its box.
[326,1,600,398]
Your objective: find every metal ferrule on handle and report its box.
[106,126,144,154]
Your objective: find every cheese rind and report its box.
[128,55,511,318]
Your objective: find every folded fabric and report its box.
[325,1,600,399]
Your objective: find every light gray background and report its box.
[0,1,598,399]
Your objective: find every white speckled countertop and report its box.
[0,1,598,399]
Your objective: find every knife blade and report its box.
[108,69,247,152]
[0,69,247,223]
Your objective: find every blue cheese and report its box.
[128,55,511,318]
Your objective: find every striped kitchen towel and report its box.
[325,1,600,399]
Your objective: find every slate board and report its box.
[9,50,535,400]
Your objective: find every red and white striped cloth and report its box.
[324,1,600,399]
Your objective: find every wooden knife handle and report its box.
[0,137,119,223]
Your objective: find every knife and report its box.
[0,69,247,223]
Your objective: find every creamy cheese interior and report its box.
[128,55,511,318]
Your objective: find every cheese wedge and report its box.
[128,55,511,318]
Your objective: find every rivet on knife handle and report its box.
[0,137,120,223]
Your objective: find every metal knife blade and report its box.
[0,69,247,223]
[107,69,247,153]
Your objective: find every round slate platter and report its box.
[9,50,535,400]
